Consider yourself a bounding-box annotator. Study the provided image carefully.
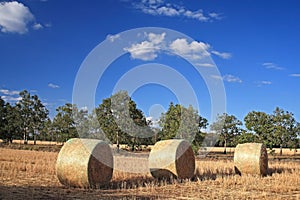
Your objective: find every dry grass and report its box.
[0,148,300,199]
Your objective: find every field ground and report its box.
[0,147,300,200]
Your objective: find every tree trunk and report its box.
[224,139,227,154]
[34,134,36,145]
[23,131,28,144]
[280,144,283,156]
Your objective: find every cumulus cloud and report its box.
[211,50,232,59]
[124,32,230,63]
[48,83,60,89]
[262,62,285,70]
[169,38,210,60]
[124,32,166,61]
[132,0,220,22]
[0,1,34,34]
[211,74,242,83]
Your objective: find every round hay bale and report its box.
[56,138,113,188]
[148,139,195,179]
[234,143,268,176]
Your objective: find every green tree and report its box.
[158,103,208,152]
[96,91,153,151]
[159,102,181,140]
[210,113,243,154]
[244,111,272,146]
[0,97,5,141]
[233,130,256,145]
[17,90,49,144]
[270,107,298,156]
[2,103,23,143]
[31,94,49,144]
[52,103,79,142]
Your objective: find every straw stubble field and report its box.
[0,148,299,199]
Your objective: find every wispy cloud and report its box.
[211,50,232,59]
[262,62,285,70]
[289,74,300,77]
[0,89,21,102]
[48,83,60,89]
[223,74,242,83]
[0,89,20,95]
[255,80,272,87]
[1,95,22,102]
[211,74,242,83]
[195,63,215,68]
[132,0,221,22]
[106,34,121,42]
[0,1,34,34]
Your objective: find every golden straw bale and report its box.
[234,143,268,176]
[56,138,113,188]
[149,139,195,179]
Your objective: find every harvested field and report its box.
[0,148,300,199]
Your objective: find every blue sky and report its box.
[0,0,300,124]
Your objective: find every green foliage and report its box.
[244,108,299,155]
[52,103,80,143]
[158,103,208,152]
[233,130,257,146]
[96,91,153,150]
[270,107,298,155]
[244,111,272,146]
[210,113,243,154]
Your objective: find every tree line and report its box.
[0,90,299,155]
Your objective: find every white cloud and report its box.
[0,89,20,95]
[32,23,43,30]
[169,38,210,60]
[106,34,120,42]
[195,63,215,68]
[209,12,223,20]
[183,10,209,21]
[48,83,60,89]
[211,74,242,83]
[223,74,242,83]
[124,32,230,62]
[0,89,21,102]
[0,1,34,34]
[256,81,272,87]
[146,116,160,128]
[261,81,272,85]
[124,32,166,61]
[289,74,300,77]
[156,6,179,16]
[211,50,232,59]
[210,75,223,80]
[1,95,22,102]
[132,0,220,22]
[262,62,285,70]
